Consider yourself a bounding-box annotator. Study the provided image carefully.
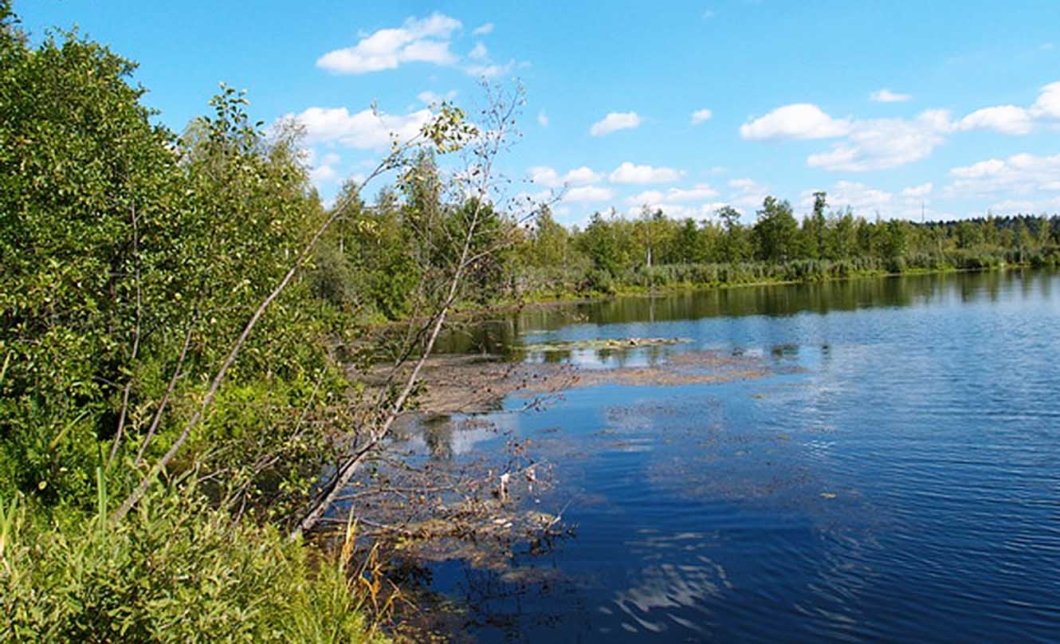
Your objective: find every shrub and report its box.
[0,488,386,643]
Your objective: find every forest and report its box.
[376,193,1060,315]
[1,2,1058,641]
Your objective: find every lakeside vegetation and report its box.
[327,188,1060,322]
[2,3,1058,641]
[518,201,1058,298]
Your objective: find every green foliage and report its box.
[0,13,388,639]
[0,490,384,643]
[0,24,183,500]
[752,197,800,262]
[510,200,1057,298]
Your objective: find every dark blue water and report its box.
[427,271,1060,643]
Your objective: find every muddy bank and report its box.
[403,342,781,417]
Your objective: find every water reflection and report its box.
[438,271,1054,357]
[424,270,1060,643]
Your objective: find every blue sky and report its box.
[19,0,1060,225]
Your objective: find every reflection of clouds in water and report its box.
[397,411,522,459]
[602,532,732,638]
[525,346,659,369]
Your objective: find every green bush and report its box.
[0,489,386,643]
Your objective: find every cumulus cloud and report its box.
[824,180,893,212]
[947,153,1060,197]
[608,162,683,184]
[308,152,341,184]
[290,106,432,150]
[564,185,614,203]
[956,82,1060,135]
[802,181,945,219]
[740,104,852,140]
[727,178,769,208]
[691,108,713,124]
[901,182,934,198]
[317,13,462,74]
[317,14,520,79]
[958,105,1035,135]
[627,184,719,206]
[743,85,1060,172]
[1031,81,1060,118]
[527,165,602,188]
[984,196,1060,214]
[870,89,912,103]
[806,109,953,172]
[590,112,643,137]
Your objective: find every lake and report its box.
[419,270,1060,643]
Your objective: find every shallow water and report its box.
[426,271,1060,643]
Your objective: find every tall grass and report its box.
[0,482,387,643]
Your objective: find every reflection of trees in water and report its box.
[441,272,1055,357]
[423,414,455,460]
[399,553,585,644]
[377,521,579,643]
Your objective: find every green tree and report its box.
[752,197,799,262]
[529,206,573,268]
[716,206,751,263]
[801,191,830,259]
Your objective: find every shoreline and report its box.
[446,263,1023,324]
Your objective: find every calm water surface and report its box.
[424,271,1060,643]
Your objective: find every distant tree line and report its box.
[323,181,1059,316]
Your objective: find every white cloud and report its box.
[691,108,713,124]
[527,165,602,188]
[627,190,663,206]
[537,110,549,127]
[983,196,1060,215]
[901,182,934,198]
[803,181,944,219]
[608,162,683,184]
[565,166,602,184]
[825,180,893,212]
[628,203,728,219]
[743,98,958,171]
[740,104,852,140]
[589,111,643,137]
[1031,81,1060,119]
[958,105,1035,135]
[464,60,516,79]
[664,185,720,202]
[627,183,719,206]
[290,106,432,150]
[954,82,1060,135]
[950,159,1006,180]
[472,22,494,36]
[317,13,462,74]
[870,89,912,103]
[727,178,769,208]
[564,185,614,203]
[468,42,488,60]
[806,109,953,171]
[947,153,1060,197]
[308,152,341,183]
